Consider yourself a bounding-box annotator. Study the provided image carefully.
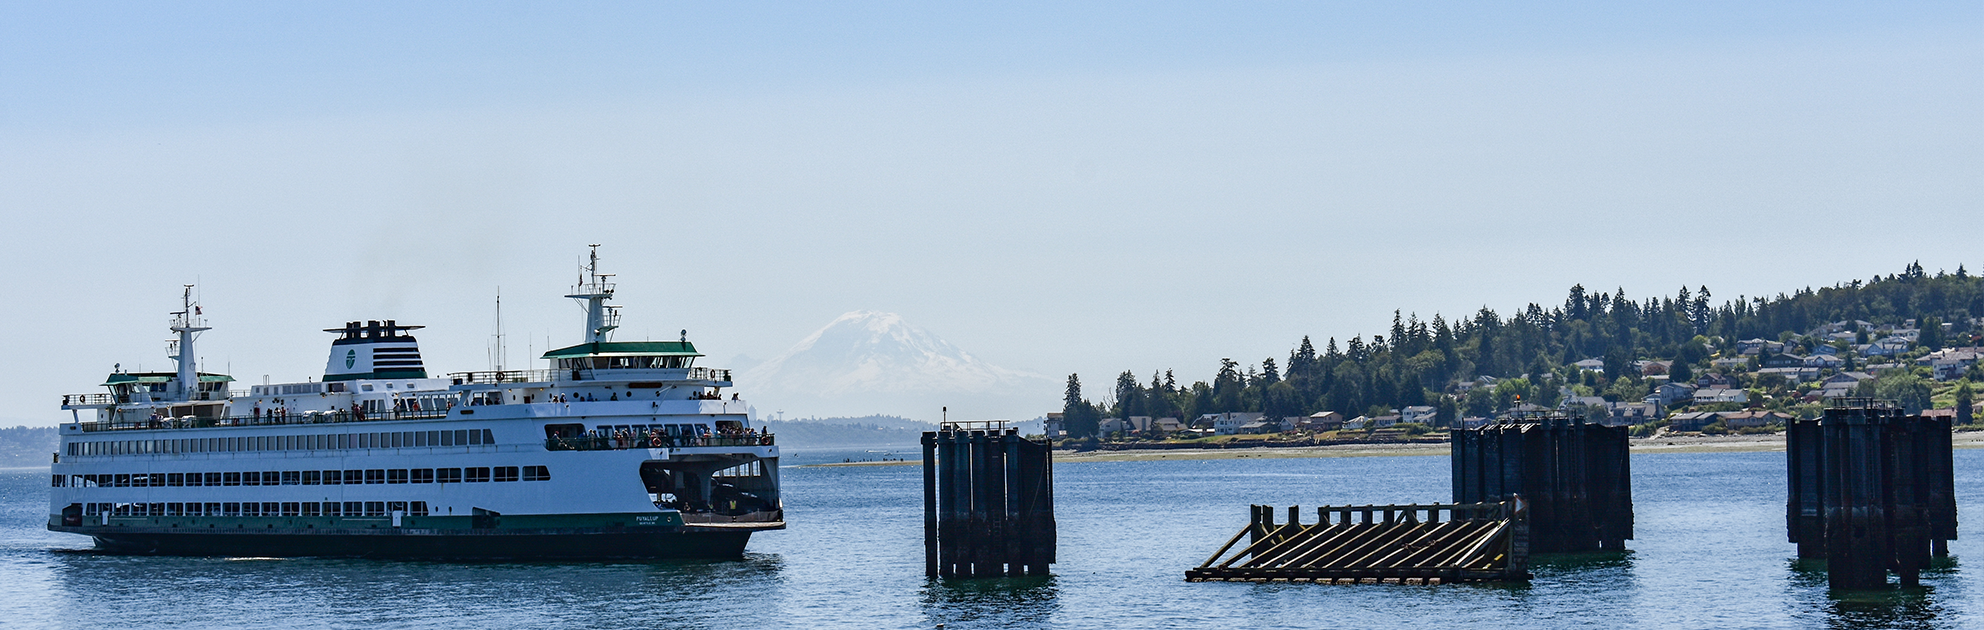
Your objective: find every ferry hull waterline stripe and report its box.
[49,246,783,558]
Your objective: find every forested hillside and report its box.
[1062,263,1983,436]
[0,426,57,468]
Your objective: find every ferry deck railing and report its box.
[545,433,774,451]
[450,367,733,385]
[77,408,454,433]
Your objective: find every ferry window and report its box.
[482,429,496,444]
[262,502,280,516]
[388,501,408,515]
[241,503,259,517]
[410,501,429,517]
[323,502,341,517]
[346,469,364,484]
[204,502,220,516]
[302,471,320,485]
[427,430,441,446]
[182,473,200,488]
[321,470,341,485]
[113,474,130,487]
[364,502,385,517]
[411,469,434,484]
[130,504,148,517]
[302,503,319,517]
[468,429,482,446]
[465,467,491,483]
[281,503,300,517]
[50,475,62,488]
[403,431,416,446]
[242,472,260,486]
[390,432,402,448]
[387,469,408,484]
[223,472,241,486]
[455,429,470,446]
[413,431,426,447]
[167,473,183,487]
[364,469,385,484]
[150,474,165,487]
[180,503,199,517]
[524,466,551,481]
[362,384,373,392]
[440,431,453,447]
[494,466,519,482]
[343,501,362,516]
[204,472,221,486]
[150,503,164,516]
[282,471,301,485]
[437,468,461,483]
[166,503,183,517]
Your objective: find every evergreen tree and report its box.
[1063,374,1099,438]
[1435,395,1459,427]
[1114,371,1144,419]
[1954,380,1974,425]
[1921,316,1944,351]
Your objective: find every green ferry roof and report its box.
[101,372,236,386]
[540,341,701,359]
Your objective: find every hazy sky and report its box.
[2,2,1979,426]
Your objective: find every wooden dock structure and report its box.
[922,422,1056,578]
[1786,398,1957,589]
[1186,501,1531,584]
[1450,413,1633,553]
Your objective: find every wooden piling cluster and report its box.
[1786,398,1957,589]
[1450,414,1633,553]
[922,425,1055,578]
[1185,500,1531,583]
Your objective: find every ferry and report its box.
[46,247,782,558]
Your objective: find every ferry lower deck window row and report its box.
[68,428,497,457]
[53,466,551,488]
[84,501,431,518]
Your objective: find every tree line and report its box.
[1060,262,1983,438]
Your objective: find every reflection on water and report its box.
[1532,549,1634,575]
[1823,587,1943,630]
[42,549,791,630]
[920,575,1059,629]
[1784,557,1966,630]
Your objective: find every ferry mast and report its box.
[167,285,210,402]
[565,244,620,343]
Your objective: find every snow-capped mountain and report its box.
[740,311,1053,422]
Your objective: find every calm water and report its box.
[3,448,1981,629]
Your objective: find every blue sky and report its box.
[2,2,1979,424]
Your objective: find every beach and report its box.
[800,430,1984,466]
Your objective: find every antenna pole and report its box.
[491,287,506,372]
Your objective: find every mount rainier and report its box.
[740,311,1053,422]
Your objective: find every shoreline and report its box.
[798,431,1984,466]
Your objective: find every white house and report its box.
[1401,405,1437,425]
[1210,412,1265,435]
[1696,388,1749,404]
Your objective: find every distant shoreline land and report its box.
[804,430,1984,467]
[1049,262,1983,447]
